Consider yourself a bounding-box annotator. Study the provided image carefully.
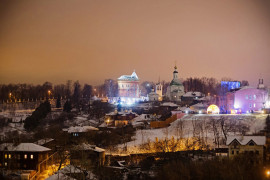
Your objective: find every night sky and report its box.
[0,0,270,86]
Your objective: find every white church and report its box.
[165,65,185,102]
[148,65,184,102]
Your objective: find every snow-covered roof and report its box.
[0,143,51,152]
[46,165,94,180]
[190,103,208,110]
[197,97,207,101]
[118,71,139,81]
[226,136,266,146]
[133,114,152,121]
[65,126,99,133]
[161,102,178,107]
[73,143,105,153]
[34,138,54,146]
[183,91,204,97]
[106,110,138,116]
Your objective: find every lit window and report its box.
[30,155,33,159]
[24,154,27,159]
[4,162,7,166]
[4,154,7,159]
[8,154,11,159]
[254,103,256,107]
[253,95,256,100]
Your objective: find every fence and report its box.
[150,114,178,128]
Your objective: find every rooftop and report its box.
[118,71,139,81]
[73,143,105,153]
[0,143,51,152]
[226,136,266,146]
[64,126,99,133]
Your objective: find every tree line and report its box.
[0,77,249,102]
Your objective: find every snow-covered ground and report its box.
[117,114,268,154]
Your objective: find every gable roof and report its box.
[0,143,51,152]
[226,136,266,146]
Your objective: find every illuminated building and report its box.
[148,89,159,101]
[105,109,138,127]
[0,143,51,170]
[156,81,163,101]
[166,66,185,102]
[226,83,268,114]
[118,71,140,99]
[182,91,205,103]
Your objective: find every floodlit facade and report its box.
[226,86,268,113]
[156,82,163,101]
[148,89,159,101]
[166,66,185,102]
[118,71,140,99]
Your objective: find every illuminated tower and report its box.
[117,71,140,99]
[155,78,163,101]
[166,65,185,101]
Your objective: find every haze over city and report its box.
[1,0,270,86]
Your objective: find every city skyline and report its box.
[1,0,270,86]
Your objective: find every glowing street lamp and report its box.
[48,90,51,99]
[266,170,270,178]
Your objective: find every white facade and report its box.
[155,82,163,101]
[166,66,185,102]
[148,89,159,101]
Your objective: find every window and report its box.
[30,154,34,159]
[8,154,11,159]
[254,103,256,108]
[245,95,248,100]
[249,142,255,146]
[249,95,252,100]
[253,95,256,100]
[249,104,252,108]
[24,154,27,159]
[232,150,234,155]
[256,151,259,155]
[4,154,7,159]
[4,162,7,166]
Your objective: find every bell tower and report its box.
[155,77,163,101]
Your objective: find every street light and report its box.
[48,90,51,99]
[266,170,270,178]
